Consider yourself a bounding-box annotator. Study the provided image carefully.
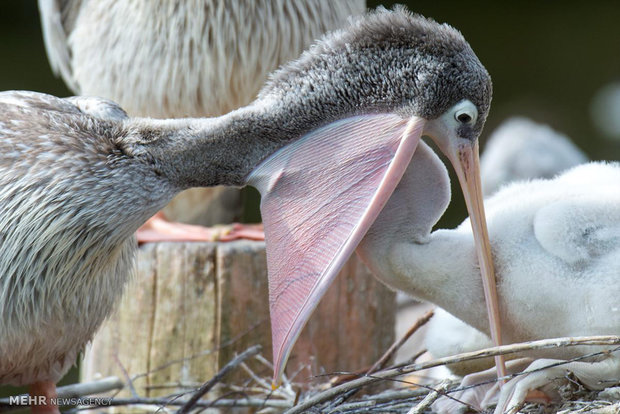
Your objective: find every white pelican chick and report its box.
[357,141,620,414]
[481,116,588,196]
[426,116,590,376]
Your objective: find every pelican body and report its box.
[0,7,495,404]
[358,140,620,413]
[39,0,366,118]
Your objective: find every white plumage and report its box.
[480,117,588,196]
[425,117,590,375]
[40,0,366,118]
[424,307,494,375]
[0,92,140,388]
[357,141,619,413]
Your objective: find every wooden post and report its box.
[82,240,395,396]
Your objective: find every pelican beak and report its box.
[433,130,507,379]
[247,114,426,386]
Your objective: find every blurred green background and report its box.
[0,0,619,397]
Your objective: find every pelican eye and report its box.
[455,110,475,124]
[450,100,478,128]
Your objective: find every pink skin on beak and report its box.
[248,114,427,386]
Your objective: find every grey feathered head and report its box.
[260,6,492,139]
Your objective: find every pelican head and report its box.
[240,6,498,383]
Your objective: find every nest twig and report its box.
[1,335,618,413]
[287,335,620,414]
[177,344,262,413]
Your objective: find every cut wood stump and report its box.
[82,240,395,397]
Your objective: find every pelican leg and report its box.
[495,355,620,414]
[28,381,59,414]
[432,358,533,414]
[137,212,264,244]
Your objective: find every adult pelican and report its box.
[38,0,366,241]
[1,8,497,411]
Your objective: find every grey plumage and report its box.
[0,92,148,384]
[262,6,492,142]
[0,7,491,385]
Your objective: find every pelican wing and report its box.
[248,114,425,383]
[533,184,620,264]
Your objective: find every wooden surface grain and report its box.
[82,240,395,396]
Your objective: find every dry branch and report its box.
[176,344,261,413]
[75,396,293,410]
[324,310,435,407]
[57,377,124,399]
[285,335,620,414]
[406,380,450,414]
[367,309,434,374]
[1,336,617,414]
